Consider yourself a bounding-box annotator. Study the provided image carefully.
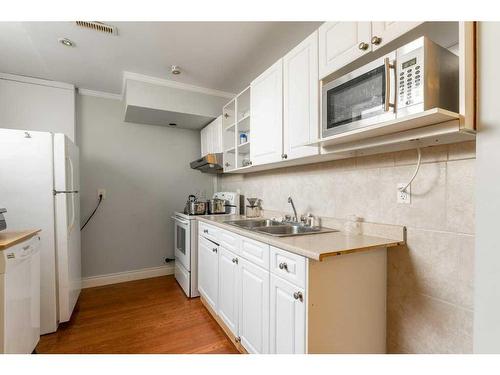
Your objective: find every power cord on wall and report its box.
[399,147,422,193]
[81,193,103,231]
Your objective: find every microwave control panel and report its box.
[397,50,424,109]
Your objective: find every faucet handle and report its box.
[303,213,315,227]
[284,214,292,222]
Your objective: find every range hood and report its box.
[122,73,231,130]
[190,153,223,174]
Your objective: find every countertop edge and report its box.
[0,229,41,251]
[318,241,404,260]
[195,216,403,261]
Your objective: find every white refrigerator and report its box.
[0,128,81,334]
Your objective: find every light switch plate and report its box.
[397,183,411,204]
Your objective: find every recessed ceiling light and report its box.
[58,38,75,47]
[171,65,181,75]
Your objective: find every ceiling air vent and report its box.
[75,21,118,35]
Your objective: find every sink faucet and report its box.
[287,197,298,222]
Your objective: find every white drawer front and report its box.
[219,228,241,254]
[199,222,219,241]
[240,237,269,270]
[175,262,191,297]
[270,246,306,288]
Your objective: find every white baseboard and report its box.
[82,264,175,289]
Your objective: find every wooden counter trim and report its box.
[200,296,248,354]
[0,229,41,250]
[318,241,404,260]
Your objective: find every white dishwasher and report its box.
[0,235,41,354]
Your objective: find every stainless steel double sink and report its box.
[223,219,338,237]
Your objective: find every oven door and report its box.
[322,52,397,138]
[173,216,191,271]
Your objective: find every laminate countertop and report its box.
[0,230,41,251]
[196,215,403,261]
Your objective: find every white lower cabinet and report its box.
[198,237,219,311]
[238,257,270,354]
[218,246,239,335]
[199,222,388,354]
[270,274,306,354]
[199,223,304,354]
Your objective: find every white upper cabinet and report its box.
[212,116,223,153]
[283,30,320,160]
[318,22,372,79]
[270,274,306,354]
[238,257,270,354]
[319,22,423,80]
[200,115,223,157]
[218,247,239,336]
[250,59,283,166]
[371,22,422,51]
[200,126,208,157]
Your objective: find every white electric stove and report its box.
[172,192,239,298]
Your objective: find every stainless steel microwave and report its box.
[322,36,459,139]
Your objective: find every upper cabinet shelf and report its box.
[222,86,252,172]
[308,108,462,148]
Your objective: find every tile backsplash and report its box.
[219,141,475,353]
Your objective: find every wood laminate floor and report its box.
[37,275,239,354]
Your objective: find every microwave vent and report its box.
[75,21,118,36]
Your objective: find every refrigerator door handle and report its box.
[67,156,76,231]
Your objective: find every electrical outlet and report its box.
[397,183,411,204]
[97,189,106,199]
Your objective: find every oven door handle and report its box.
[384,57,396,112]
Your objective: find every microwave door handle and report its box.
[384,57,396,112]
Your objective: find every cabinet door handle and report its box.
[281,153,288,159]
[278,262,288,271]
[358,42,369,51]
[203,229,209,234]
[293,291,303,302]
[235,336,241,343]
[212,248,218,253]
[371,36,382,45]
[232,257,238,264]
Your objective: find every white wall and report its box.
[473,22,500,353]
[77,94,214,277]
[0,73,75,142]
